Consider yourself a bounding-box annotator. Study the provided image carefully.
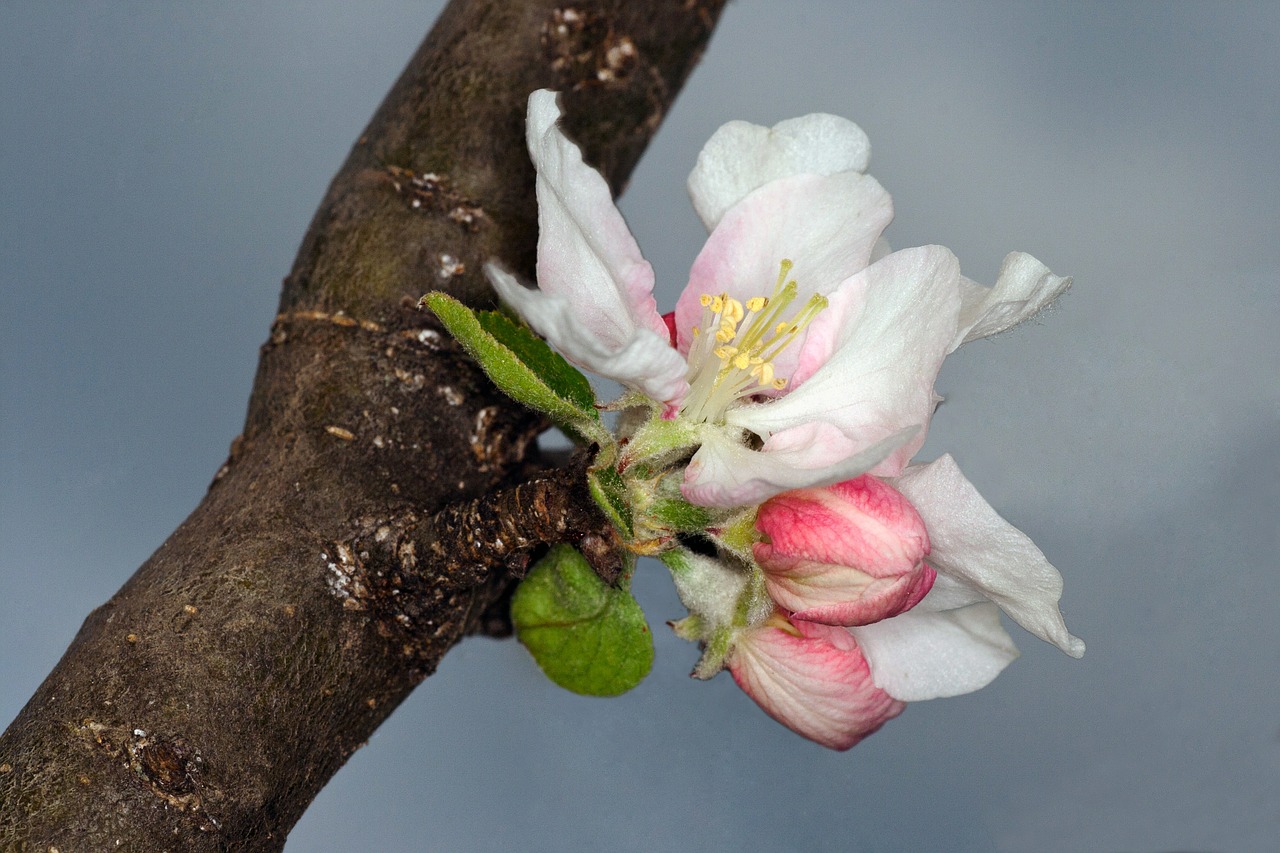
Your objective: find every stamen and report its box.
[679,258,823,424]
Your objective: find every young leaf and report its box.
[512,545,653,697]
[422,292,608,445]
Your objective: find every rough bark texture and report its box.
[0,1,725,849]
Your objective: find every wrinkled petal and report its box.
[488,265,688,404]
[755,475,934,626]
[729,617,904,750]
[681,422,916,508]
[891,454,1086,657]
[524,90,670,344]
[674,171,892,380]
[732,246,960,476]
[850,600,1019,701]
[687,114,872,232]
[952,252,1071,351]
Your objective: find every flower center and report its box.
[680,259,826,424]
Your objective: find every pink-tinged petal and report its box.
[891,455,1086,658]
[850,600,1020,702]
[674,171,892,374]
[754,475,935,626]
[680,423,916,509]
[952,252,1071,351]
[487,265,688,405]
[687,114,872,231]
[732,245,961,477]
[728,617,904,750]
[524,90,670,343]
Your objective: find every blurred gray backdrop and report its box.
[3,3,1278,851]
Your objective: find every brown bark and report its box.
[0,1,725,849]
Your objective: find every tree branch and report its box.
[0,1,725,849]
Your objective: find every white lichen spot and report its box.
[375,525,392,542]
[416,328,442,347]
[437,253,465,279]
[439,385,464,407]
[372,435,386,449]
[397,539,417,570]
[133,728,146,738]
[325,543,367,609]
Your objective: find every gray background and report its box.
[3,3,1277,851]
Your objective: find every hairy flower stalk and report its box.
[434,89,1083,748]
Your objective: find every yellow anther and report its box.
[746,296,768,312]
[727,299,746,324]
[700,294,713,308]
[715,327,736,343]
[758,363,775,385]
[771,378,787,390]
[733,353,752,370]
[774,321,790,336]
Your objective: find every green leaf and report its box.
[512,545,653,697]
[422,292,607,444]
[474,309,596,412]
[587,464,632,538]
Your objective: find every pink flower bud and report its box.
[728,613,904,750]
[754,474,935,626]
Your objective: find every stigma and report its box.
[680,259,826,424]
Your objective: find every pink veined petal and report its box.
[849,600,1020,702]
[754,476,935,626]
[687,114,872,232]
[487,265,689,406]
[524,90,670,344]
[728,618,904,751]
[952,251,1071,351]
[674,171,893,381]
[731,245,961,477]
[890,454,1085,658]
[680,422,917,509]
[763,558,936,628]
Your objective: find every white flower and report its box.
[488,90,1069,509]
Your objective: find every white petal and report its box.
[524,90,670,344]
[680,422,915,508]
[850,601,1019,701]
[952,252,1071,351]
[892,454,1086,658]
[487,265,688,405]
[688,114,872,231]
[731,246,961,476]
[674,171,892,373]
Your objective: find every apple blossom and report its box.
[488,90,1063,510]
[727,612,903,751]
[443,89,1083,745]
[753,474,936,626]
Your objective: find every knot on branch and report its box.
[330,455,621,665]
